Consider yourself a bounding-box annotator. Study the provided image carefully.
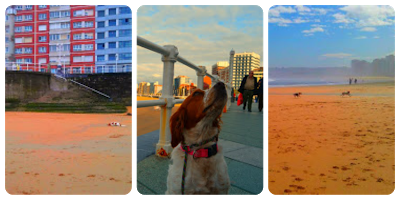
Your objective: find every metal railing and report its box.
[5,62,132,75]
[137,36,232,158]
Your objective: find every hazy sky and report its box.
[137,5,263,84]
[269,5,395,68]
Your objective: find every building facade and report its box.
[5,7,16,63]
[211,61,229,75]
[6,5,132,74]
[232,52,260,89]
[173,75,191,95]
[253,67,263,81]
[95,5,132,73]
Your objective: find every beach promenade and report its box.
[269,82,395,194]
[137,102,264,194]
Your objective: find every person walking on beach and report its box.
[257,78,263,112]
[238,71,258,112]
[355,78,357,84]
[349,78,352,85]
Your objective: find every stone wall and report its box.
[5,71,51,101]
[68,73,132,103]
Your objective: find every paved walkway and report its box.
[137,101,264,194]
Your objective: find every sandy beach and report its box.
[137,97,180,136]
[5,108,132,194]
[268,82,395,194]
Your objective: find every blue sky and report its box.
[137,5,263,84]
[269,5,395,68]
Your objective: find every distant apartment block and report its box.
[232,52,260,89]
[212,61,229,75]
[5,8,16,62]
[173,75,191,95]
[5,5,132,74]
[253,67,263,81]
[95,5,132,73]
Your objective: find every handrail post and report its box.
[211,75,219,86]
[196,66,206,90]
[156,45,179,158]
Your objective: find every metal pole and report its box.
[196,66,206,90]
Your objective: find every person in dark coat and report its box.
[238,71,258,112]
[257,78,263,112]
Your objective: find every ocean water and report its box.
[268,78,345,87]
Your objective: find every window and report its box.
[38,5,47,9]
[73,10,84,16]
[84,56,93,62]
[108,30,116,38]
[15,6,23,11]
[119,29,131,37]
[63,44,70,51]
[6,47,9,53]
[73,34,82,40]
[15,38,23,43]
[38,25,47,31]
[61,22,70,29]
[97,10,105,17]
[25,48,33,53]
[15,27,22,33]
[119,7,131,14]
[97,55,105,61]
[49,45,57,52]
[97,43,105,50]
[119,53,132,61]
[108,20,116,26]
[61,11,70,17]
[50,34,60,41]
[73,45,82,51]
[39,47,47,53]
[73,57,82,62]
[24,26,33,32]
[85,10,94,16]
[84,44,93,50]
[73,22,82,28]
[50,12,60,18]
[15,16,22,22]
[25,5,33,10]
[16,59,23,63]
[15,48,23,54]
[25,15,33,21]
[119,41,131,48]
[38,58,46,64]
[50,23,60,30]
[109,8,116,15]
[6,37,9,43]
[97,32,105,39]
[108,42,116,48]
[25,58,33,63]
[84,33,93,39]
[119,18,131,25]
[38,36,47,42]
[108,54,116,61]
[23,37,33,43]
[97,21,105,28]
[39,13,47,20]
[85,21,93,27]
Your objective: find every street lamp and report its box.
[57,43,62,75]
[115,54,118,73]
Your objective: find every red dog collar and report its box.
[181,143,219,159]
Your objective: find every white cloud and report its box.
[322,53,352,58]
[355,36,367,39]
[333,5,395,27]
[269,6,296,17]
[292,17,309,23]
[269,17,292,24]
[373,36,380,39]
[360,27,377,32]
[138,6,263,84]
[314,8,329,15]
[302,27,324,34]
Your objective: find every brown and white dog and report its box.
[341,91,351,97]
[166,82,230,194]
[294,92,302,98]
[108,122,125,126]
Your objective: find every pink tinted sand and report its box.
[5,109,132,194]
[268,82,395,194]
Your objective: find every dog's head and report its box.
[170,82,227,147]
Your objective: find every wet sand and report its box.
[137,97,180,136]
[5,109,132,194]
[268,82,395,194]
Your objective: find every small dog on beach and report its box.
[294,92,302,98]
[341,91,351,97]
[108,122,125,127]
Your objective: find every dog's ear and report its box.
[170,108,185,148]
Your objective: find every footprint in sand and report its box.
[59,173,65,176]
[377,178,384,182]
[341,166,350,171]
[284,189,292,194]
[87,174,96,178]
[294,178,303,181]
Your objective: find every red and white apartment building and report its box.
[11,5,96,73]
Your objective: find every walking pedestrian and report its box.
[238,71,258,112]
[257,78,263,112]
